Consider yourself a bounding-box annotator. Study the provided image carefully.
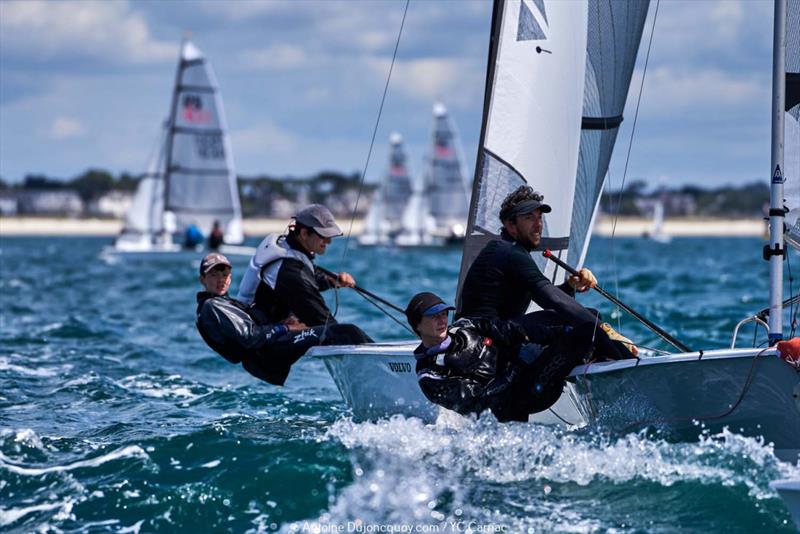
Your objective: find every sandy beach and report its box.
[0,217,365,237]
[0,215,763,238]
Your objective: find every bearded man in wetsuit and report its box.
[197,252,370,387]
[457,186,635,418]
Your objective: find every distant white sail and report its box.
[783,0,800,248]
[382,132,413,227]
[122,123,167,238]
[424,102,470,234]
[164,40,243,244]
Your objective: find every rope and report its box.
[579,348,768,433]
[338,0,410,267]
[608,0,660,336]
[317,0,409,340]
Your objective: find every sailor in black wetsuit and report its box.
[237,204,366,330]
[458,186,636,415]
[407,291,598,421]
[196,252,370,386]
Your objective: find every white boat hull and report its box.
[312,344,800,462]
[309,343,585,426]
[567,348,800,463]
[770,479,800,529]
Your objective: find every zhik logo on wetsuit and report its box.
[292,329,319,344]
[517,0,548,42]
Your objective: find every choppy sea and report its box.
[1,235,799,533]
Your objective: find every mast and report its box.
[767,0,787,344]
[455,0,505,309]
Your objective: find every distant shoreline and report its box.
[0,215,764,238]
[0,217,365,237]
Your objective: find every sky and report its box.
[0,0,779,189]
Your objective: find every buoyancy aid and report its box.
[237,233,316,305]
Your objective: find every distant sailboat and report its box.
[112,39,249,257]
[359,133,413,246]
[642,197,671,243]
[396,102,469,246]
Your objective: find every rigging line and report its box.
[617,347,767,434]
[357,290,416,335]
[608,0,660,333]
[338,0,410,268]
[611,0,659,240]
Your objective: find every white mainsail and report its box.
[424,102,470,237]
[382,133,414,228]
[163,40,243,244]
[359,133,413,246]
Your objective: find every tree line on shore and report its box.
[0,170,769,218]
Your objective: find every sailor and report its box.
[184,223,204,249]
[459,185,636,361]
[406,291,584,421]
[197,252,372,386]
[237,204,358,327]
[208,220,224,250]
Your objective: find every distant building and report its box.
[0,192,18,215]
[88,190,133,218]
[17,190,83,216]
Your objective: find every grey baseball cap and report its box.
[200,252,231,275]
[294,204,343,238]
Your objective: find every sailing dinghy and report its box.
[311,0,647,427]
[396,102,470,246]
[312,0,800,464]
[109,40,251,258]
[358,133,414,246]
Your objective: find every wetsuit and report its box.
[237,233,337,326]
[414,317,529,418]
[197,292,372,386]
[208,228,224,250]
[458,234,628,416]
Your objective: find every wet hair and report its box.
[498,186,546,240]
[499,186,545,223]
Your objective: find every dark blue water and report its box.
[1,236,798,532]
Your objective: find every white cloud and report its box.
[0,0,175,65]
[370,57,482,107]
[628,66,764,117]
[47,116,86,140]
[230,121,301,162]
[238,44,310,70]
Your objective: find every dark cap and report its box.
[294,204,343,238]
[405,292,455,331]
[500,198,552,222]
[200,252,231,275]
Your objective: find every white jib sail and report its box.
[164,40,244,244]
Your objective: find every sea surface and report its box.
[1,235,799,533]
